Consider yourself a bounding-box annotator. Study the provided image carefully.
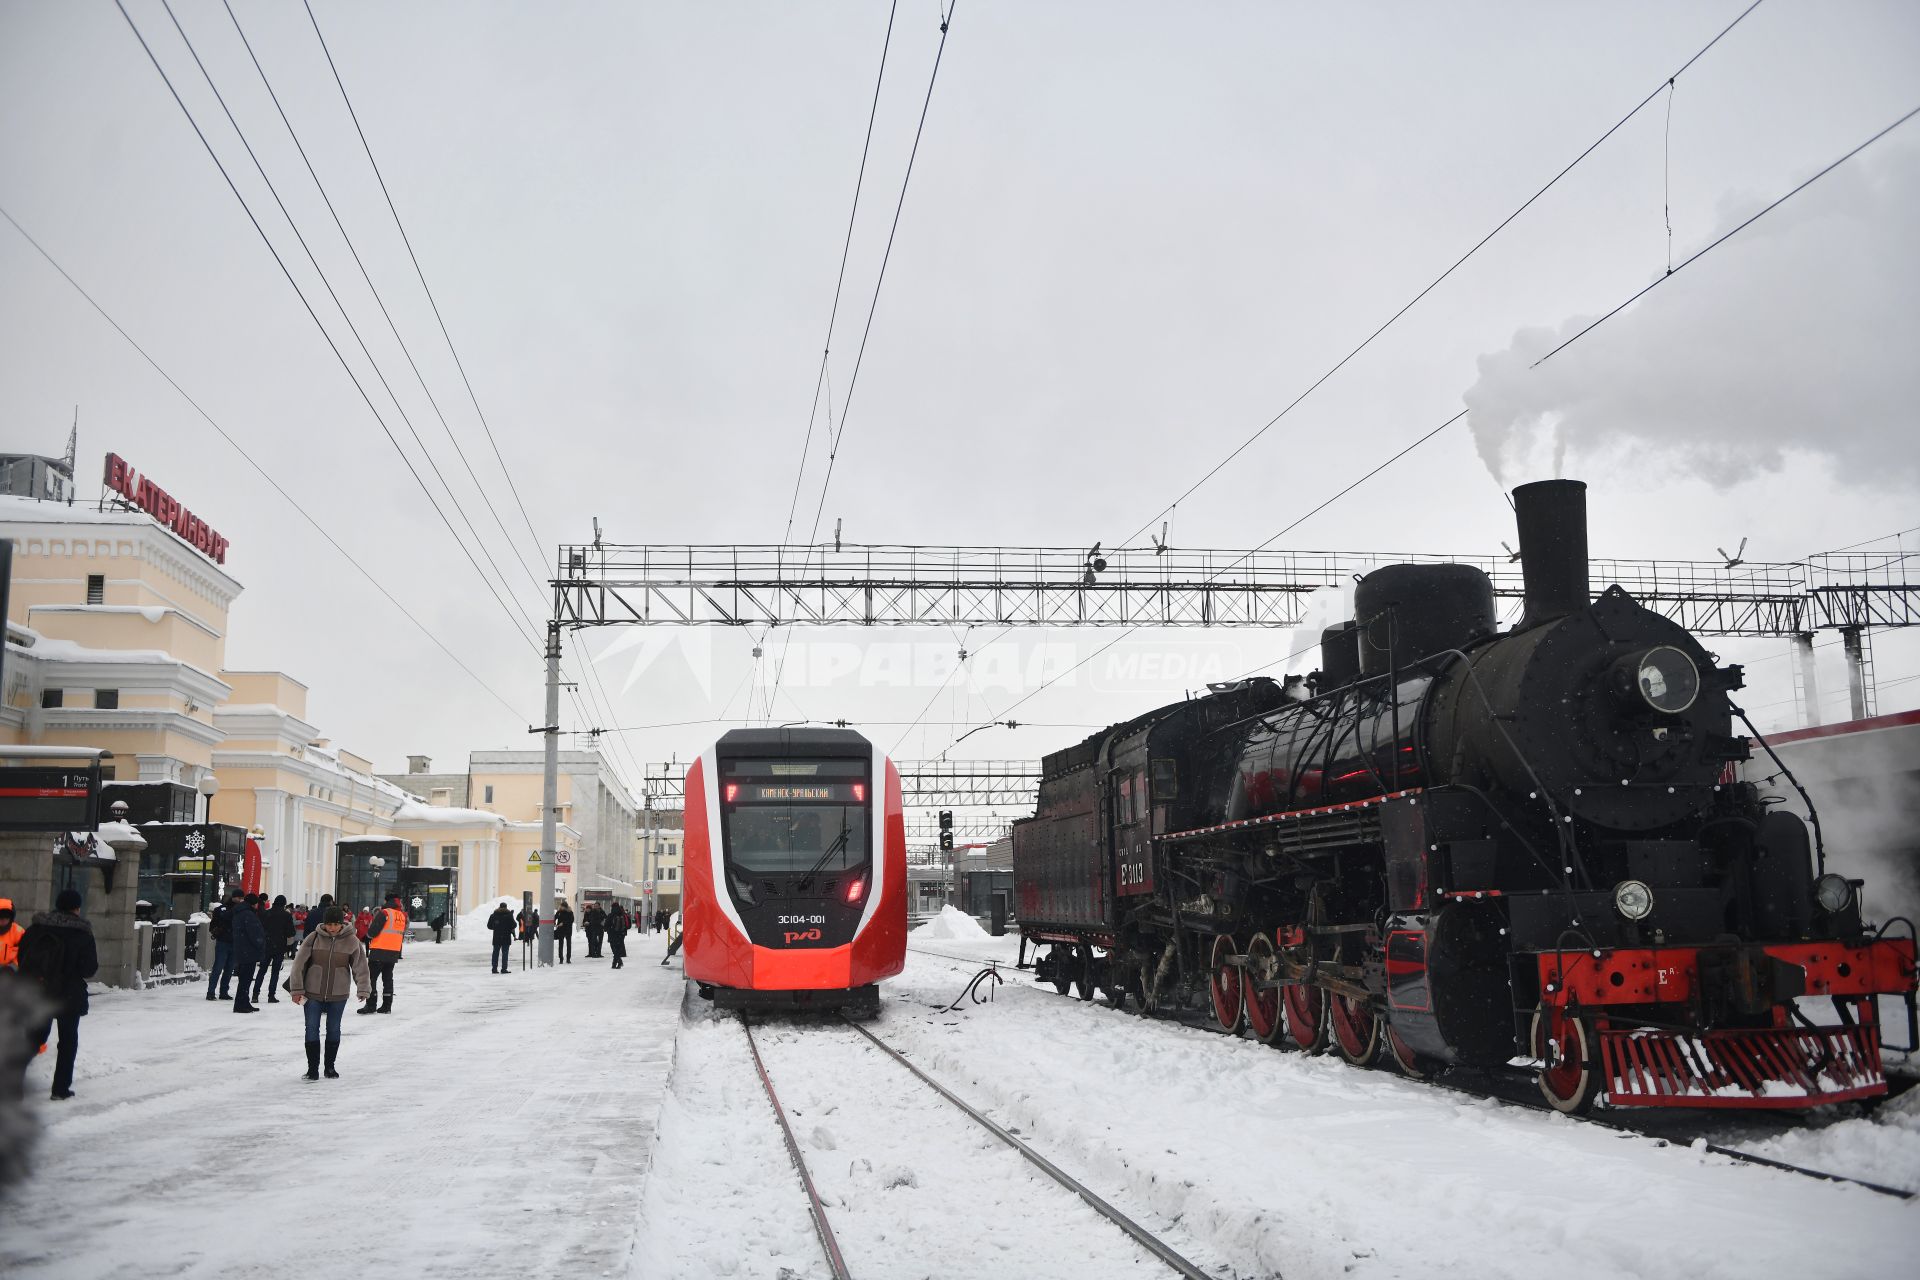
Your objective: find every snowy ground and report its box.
[2,919,684,1280]
[7,908,1916,1280]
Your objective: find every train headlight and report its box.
[1813,873,1854,914]
[1631,646,1700,714]
[1613,879,1655,921]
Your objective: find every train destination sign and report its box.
[0,765,102,832]
[103,452,231,564]
[731,783,864,804]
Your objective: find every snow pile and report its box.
[1727,1082,1920,1193]
[911,904,990,941]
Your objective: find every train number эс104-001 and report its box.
[777,914,827,927]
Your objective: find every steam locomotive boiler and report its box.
[1013,480,1917,1111]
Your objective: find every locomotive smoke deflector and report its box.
[1511,478,1590,629]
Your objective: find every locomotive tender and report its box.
[683,727,907,1015]
[1013,480,1917,1111]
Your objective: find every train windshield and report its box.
[722,758,870,876]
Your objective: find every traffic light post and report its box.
[939,810,955,907]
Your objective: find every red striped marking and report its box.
[1158,787,1425,842]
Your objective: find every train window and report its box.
[724,804,869,875]
[1151,758,1177,799]
[1133,770,1148,823]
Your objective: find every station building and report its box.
[0,453,578,926]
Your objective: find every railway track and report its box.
[903,943,1918,1203]
[740,1011,1220,1280]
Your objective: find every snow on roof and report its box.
[4,622,224,679]
[0,494,148,527]
[391,798,506,827]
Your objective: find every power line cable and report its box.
[1530,101,1920,369]
[301,0,551,563]
[768,1,959,714]
[119,0,541,655]
[220,0,552,609]
[1107,0,1767,554]
[0,202,528,722]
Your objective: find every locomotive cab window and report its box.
[1151,757,1177,799]
[721,758,871,876]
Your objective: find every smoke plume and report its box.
[1464,143,1920,489]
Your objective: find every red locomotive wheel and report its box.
[1385,1025,1426,1079]
[1209,934,1244,1032]
[1284,982,1328,1054]
[1243,933,1286,1044]
[1329,993,1380,1067]
[1531,1007,1600,1114]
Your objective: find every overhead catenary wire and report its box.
[0,203,527,723]
[766,0,960,716]
[1106,0,1767,554]
[1530,101,1920,369]
[118,0,544,657]
[301,0,551,564]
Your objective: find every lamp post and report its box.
[196,774,221,908]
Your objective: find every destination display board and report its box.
[728,782,866,805]
[0,764,101,832]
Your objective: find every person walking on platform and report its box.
[517,904,539,970]
[487,902,515,973]
[17,888,97,1100]
[289,905,370,1081]
[660,911,684,966]
[204,891,237,1002]
[583,902,606,958]
[230,893,266,1013]
[254,895,294,1004]
[606,902,630,969]
[0,899,23,968]
[358,895,406,1014]
[430,912,447,944]
[303,894,334,939]
[354,907,372,946]
[553,902,574,964]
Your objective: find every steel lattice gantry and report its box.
[640,759,1041,812]
[551,543,1917,639]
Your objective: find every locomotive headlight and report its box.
[1813,873,1855,914]
[1633,646,1700,714]
[1613,879,1655,921]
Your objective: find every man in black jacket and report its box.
[204,892,236,1002]
[18,888,99,1100]
[553,902,575,964]
[486,902,515,974]
[230,893,266,1013]
[583,902,606,958]
[253,895,295,1004]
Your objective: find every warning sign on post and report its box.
[525,851,542,872]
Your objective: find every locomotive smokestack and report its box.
[1512,479,1589,628]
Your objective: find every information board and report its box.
[0,764,101,832]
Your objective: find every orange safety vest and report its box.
[368,906,407,954]
[0,921,21,968]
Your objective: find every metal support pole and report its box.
[1840,627,1869,722]
[539,622,560,966]
[1793,632,1822,728]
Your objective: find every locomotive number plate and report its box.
[1118,842,1153,895]
[777,914,827,926]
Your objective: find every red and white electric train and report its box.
[682,727,907,1014]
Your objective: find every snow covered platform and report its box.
[3,926,684,1279]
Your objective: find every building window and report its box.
[441,845,460,869]
[483,785,494,804]
[86,575,105,604]
[664,866,678,882]
[95,689,119,710]
[430,788,451,807]
[40,688,62,709]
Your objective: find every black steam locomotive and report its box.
[1013,480,1917,1111]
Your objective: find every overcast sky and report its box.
[3,1,1916,806]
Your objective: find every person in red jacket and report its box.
[354,907,372,944]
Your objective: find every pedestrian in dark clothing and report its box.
[253,895,295,1003]
[517,906,540,970]
[553,903,574,964]
[430,912,447,944]
[230,893,266,1013]
[487,903,515,974]
[288,905,370,1081]
[204,892,237,1001]
[17,888,98,1100]
[583,903,606,958]
[606,904,630,969]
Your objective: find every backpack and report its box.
[209,905,231,941]
[18,924,72,987]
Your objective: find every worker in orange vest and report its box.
[357,894,407,1015]
[0,898,23,968]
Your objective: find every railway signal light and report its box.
[939,809,954,851]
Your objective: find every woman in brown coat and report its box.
[288,906,371,1081]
